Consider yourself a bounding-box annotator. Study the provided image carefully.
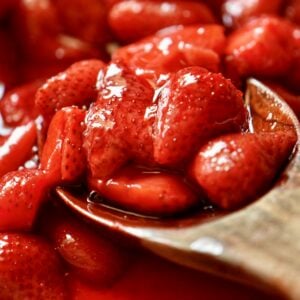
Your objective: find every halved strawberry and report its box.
[153,66,248,167]
[113,24,226,84]
[0,80,43,126]
[83,61,154,179]
[40,107,86,183]
[109,0,216,42]
[0,121,37,178]
[225,16,295,82]
[222,0,283,28]
[89,165,198,216]
[0,233,68,299]
[190,131,297,209]
[0,169,53,231]
[42,206,130,286]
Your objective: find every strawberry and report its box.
[0,0,18,18]
[0,233,68,299]
[109,0,216,42]
[35,59,105,121]
[0,121,37,178]
[40,107,86,183]
[190,131,297,209]
[83,61,154,179]
[222,0,283,28]
[225,16,295,82]
[89,165,198,216]
[0,80,43,126]
[54,0,111,46]
[0,169,53,231]
[153,66,248,167]
[42,206,130,286]
[113,24,226,84]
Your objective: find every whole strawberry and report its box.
[0,233,68,299]
[153,66,248,167]
[190,131,297,209]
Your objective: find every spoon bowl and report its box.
[57,79,300,299]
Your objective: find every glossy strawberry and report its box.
[89,165,198,216]
[190,131,297,209]
[0,169,53,231]
[54,0,111,46]
[153,66,248,166]
[222,0,283,28]
[0,121,37,178]
[225,16,295,82]
[0,80,43,126]
[43,208,130,286]
[83,62,154,179]
[41,107,86,183]
[0,233,67,299]
[35,59,105,121]
[109,0,216,42]
[113,24,226,84]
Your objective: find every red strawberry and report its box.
[42,207,130,286]
[41,107,86,183]
[222,0,283,28]
[153,66,248,167]
[113,24,226,84]
[0,0,18,17]
[89,165,198,216]
[35,59,105,120]
[225,16,295,82]
[54,0,111,46]
[83,62,154,179]
[0,80,43,126]
[109,0,216,42]
[0,121,37,178]
[0,233,68,299]
[190,131,297,209]
[0,169,54,231]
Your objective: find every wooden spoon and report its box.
[56,79,300,300]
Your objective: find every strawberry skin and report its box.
[40,107,86,183]
[113,24,226,84]
[222,0,283,28]
[89,165,198,216]
[0,233,67,299]
[190,132,297,209]
[153,66,248,167]
[109,0,216,42]
[83,62,154,179]
[0,121,37,178]
[0,80,43,126]
[0,169,53,231]
[35,59,106,120]
[225,16,295,82]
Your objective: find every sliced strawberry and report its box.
[89,165,198,216]
[0,233,68,299]
[0,169,54,231]
[83,62,154,179]
[42,206,130,286]
[0,80,43,126]
[190,131,297,209]
[113,24,226,84]
[153,66,248,167]
[225,16,295,82]
[41,107,86,183]
[109,0,216,42]
[0,121,37,178]
[54,0,111,46]
[35,59,105,121]
[222,0,283,28]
